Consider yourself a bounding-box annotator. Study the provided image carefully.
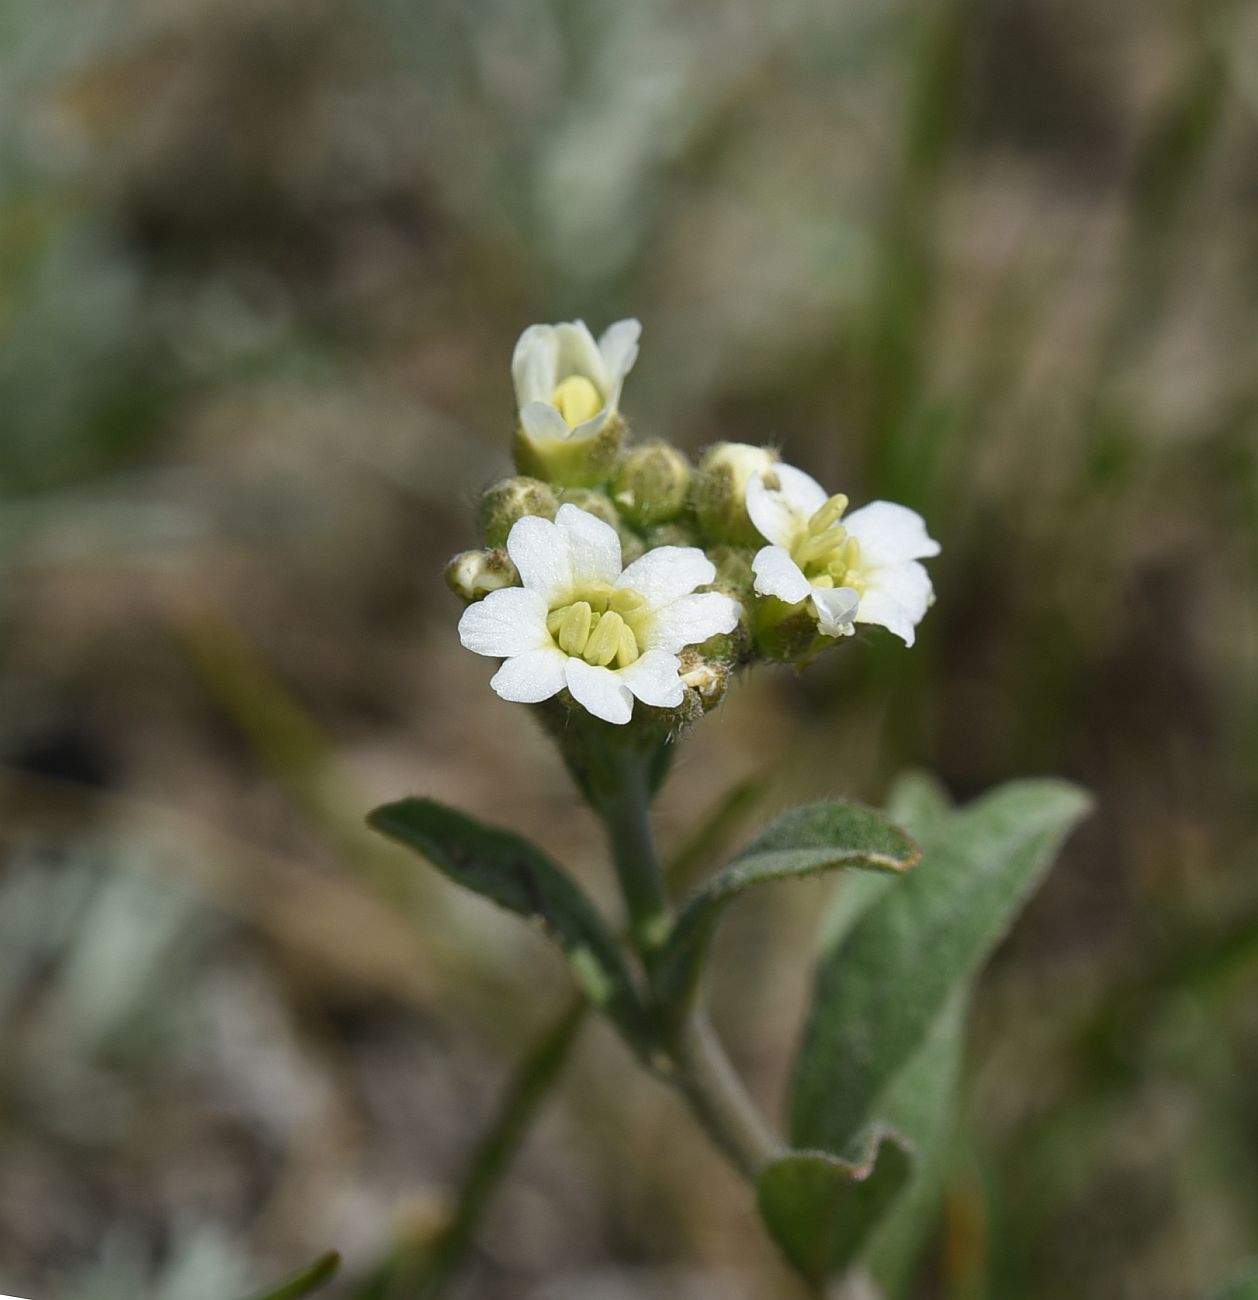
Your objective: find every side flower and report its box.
[511,319,641,486]
[747,463,940,646]
[459,504,740,725]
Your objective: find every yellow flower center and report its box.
[551,375,603,428]
[789,493,865,594]
[545,586,646,667]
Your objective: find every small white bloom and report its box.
[512,318,641,443]
[747,463,940,646]
[459,504,739,725]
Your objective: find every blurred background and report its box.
[2,0,1257,1296]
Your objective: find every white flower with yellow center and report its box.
[747,464,941,646]
[459,504,739,725]
[512,318,641,444]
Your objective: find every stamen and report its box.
[557,601,593,656]
[616,621,640,666]
[583,611,625,667]
[807,494,849,535]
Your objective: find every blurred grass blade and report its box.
[653,801,920,1013]
[410,999,587,1300]
[367,798,650,1048]
[243,1251,339,1300]
[757,1132,913,1285]
[791,780,1091,1159]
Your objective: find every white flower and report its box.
[512,318,641,444]
[747,463,940,646]
[459,504,740,725]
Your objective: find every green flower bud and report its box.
[513,412,626,488]
[693,442,779,545]
[611,439,691,529]
[644,521,700,550]
[478,476,559,547]
[444,548,519,603]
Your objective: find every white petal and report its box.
[489,648,568,702]
[647,591,740,654]
[519,401,571,443]
[853,589,919,646]
[554,503,622,589]
[854,560,934,646]
[810,585,860,638]
[511,325,558,407]
[843,501,940,564]
[746,463,826,547]
[617,546,715,607]
[458,587,549,657]
[567,408,611,442]
[751,545,813,605]
[553,321,608,391]
[598,318,641,403]
[746,474,799,547]
[506,515,573,604]
[564,657,633,725]
[618,648,684,709]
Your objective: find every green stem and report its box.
[671,1010,783,1179]
[596,750,671,961]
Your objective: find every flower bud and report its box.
[479,476,558,547]
[444,548,519,603]
[611,439,691,529]
[513,412,626,488]
[693,442,779,545]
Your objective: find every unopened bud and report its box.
[611,439,691,529]
[479,476,558,547]
[444,548,519,603]
[693,442,779,545]
[678,652,730,711]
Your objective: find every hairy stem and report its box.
[671,1010,784,1179]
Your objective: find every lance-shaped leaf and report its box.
[242,1252,339,1300]
[653,802,920,1013]
[791,779,1091,1160]
[757,1131,913,1285]
[368,798,650,1047]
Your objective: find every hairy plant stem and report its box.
[596,743,783,1180]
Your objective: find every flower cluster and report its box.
[447,318,940,726]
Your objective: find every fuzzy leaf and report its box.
[654,801,920,1012]
[791,779,1091,1161]
[757,1134,913,1284]
[368,798,649,1047]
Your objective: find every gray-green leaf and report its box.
[367,798,649,1047]
[757,1132,913,1285]
[791,779,1091,1160]
[654,801,920,1013]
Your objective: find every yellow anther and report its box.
[608,588,646,616]
[807,494,849,536]
[551,375,603,428]
[811,574,835,588]
[795,524,847,568]
[583,610,624,666]
[616,621,640,666]
[557,601,593,656]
